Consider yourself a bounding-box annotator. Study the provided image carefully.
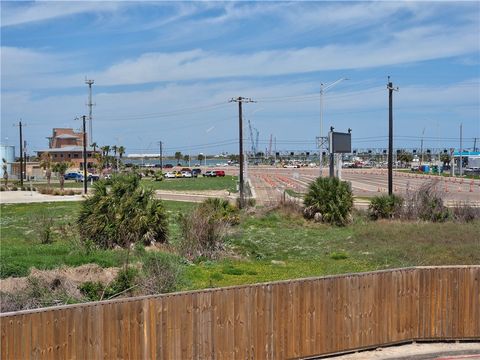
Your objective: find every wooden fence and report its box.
[1,266,479,359]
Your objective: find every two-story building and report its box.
[37,128,98,170]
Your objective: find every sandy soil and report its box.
[328,342,480,360]
[0,264,119,294]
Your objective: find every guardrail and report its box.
[1,266,478,359]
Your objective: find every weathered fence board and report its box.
[1,266,479,359]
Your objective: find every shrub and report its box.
[451,203,480,223]
[80,267,139,301]
[11,186,17,191]
[21,186,26,191]
[32,212,55,244]
[369,194,404,220]
[178,200,232,260]
[199,198,240,225]
[66,189,75,196]
[403,181,450,222]
[78,174,168,249]
[0,186,5,191]
[140,253,184,295]
[303,177,353,226]
[330,252,348,260]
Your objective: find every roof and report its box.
[36,146,95,153]
[55,134,79,139]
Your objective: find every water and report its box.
[124,158,231,167]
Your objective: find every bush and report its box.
[66,189,75,196]
[199,198,240,225]
[140,253,184,295]
[303,177,353,226]
[11,186,17,191]
[0,186,5,191]
[451,203,480,223]
[32,212,55,244]
[78,174,169,249]
[178,199,232,260]
[80,267,139,301]
[369,194,404,220]
[403,181,450,222]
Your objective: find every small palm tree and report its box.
[2,158,8,187]
[118,146,125,159]
[174,151,182,164]
[39,153,52,187]
[52,162,71,191]
[90,142,98,152]
[112,145,118,157]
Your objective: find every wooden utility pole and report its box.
[15,120,24,186]
[387,77,399,196]
[230,97,255,208]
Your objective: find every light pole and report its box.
[320,78,348,176]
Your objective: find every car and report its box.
[64,172,82,180]
[175,171,183,178]
[164,172,176,179]
[181,171,193,178]
[192,168,202,177]
[163,164,173,169]
[214,170,225,177]
[203,170,217,177]
[180,168,191,172]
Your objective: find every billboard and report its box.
[330,132,352,153]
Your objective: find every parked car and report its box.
[163,164,173,169]
[192,168,202,177]
[164,172,176,179]
[175,171,183,178]
[181,171,192,178]
[88,174,100,181]
[203,170,217,177]
[64,172,82,180]
[180,168,191,172]
[214,170,226,177]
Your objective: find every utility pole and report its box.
[387,77,399,196]
[82,115,88,194]
[420,127,425,165]
[459,123,463,176]
[230,96,255,208]
[329,127,335,178]
[14,120,24,186]
[158,141,163,170]
[473,137,477,152]
[85,78,94,144]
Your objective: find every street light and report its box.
[319,77,349,176]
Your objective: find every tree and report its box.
[112,145,118,157]
[39,153,52,187]
[78,174,168,249]
[90,142,98,152]
[2,158,8,187]
[183,154,190,163]
[118,146,125,159]
[397,152,413,166]
[174,151,182,164]
[197,153,205,162]
[52,162,71,191]
[440,153,451,166]
[101,145,110,157]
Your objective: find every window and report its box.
[73,154,79,158]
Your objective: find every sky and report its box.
[1,1,479,156]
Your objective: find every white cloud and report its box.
[1,2,124,27]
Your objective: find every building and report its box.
[37,128,98,170]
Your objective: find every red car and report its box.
[214,170,225,177]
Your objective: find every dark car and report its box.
[214,170,225,177]
[163,164,173,169]
[192,168,202,177]
[180,168,192,172]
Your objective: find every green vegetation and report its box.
[368,194,404,220]
[142,175,238,192]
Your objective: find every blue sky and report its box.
[1,1,479,156]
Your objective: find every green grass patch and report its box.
[142,175,238,192]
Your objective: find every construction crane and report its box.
[248,119,256,155]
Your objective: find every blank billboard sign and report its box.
[331,132,351,153]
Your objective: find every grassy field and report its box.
[32,175,238,192]
[1,201,479,292]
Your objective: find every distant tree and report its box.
[229,154,239,162]
[183,154,190,163]
[112,145,118,157]
[118,146,125,159]
[101,145,110,157]
[440,153,451,166]
[90,142,98,152]
[197,154,205,162]
[52,162,71,191]
[397,152,413,165]
[2,158,8,187]
[174,151,182,164]
[39,153,52,187]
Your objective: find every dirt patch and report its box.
[0,263,119,294]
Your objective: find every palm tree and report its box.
[112,145,118,157]
[118,146,125,159]
[52,162,71,191]
[90,142,98,152]
[101,145,110,157]
[39,153,52,187]
[174,151,182,165]
[2,158,8,187]
[197,153,205,162]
